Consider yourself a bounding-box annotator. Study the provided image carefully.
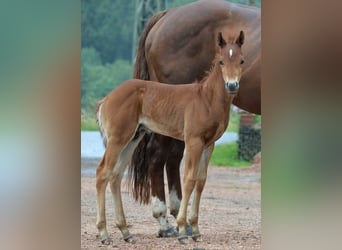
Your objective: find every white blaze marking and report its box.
[229,49,233,58]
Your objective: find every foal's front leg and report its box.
[188,144,214,242]
[177,138,204,244]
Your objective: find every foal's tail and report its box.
[128,10,168,204]
[95,99,107,147]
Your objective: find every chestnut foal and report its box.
[95,31,245,245]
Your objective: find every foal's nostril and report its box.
[226,81,239,92]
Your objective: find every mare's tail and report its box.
[128,10,168,204]
[133,10,168,79]
[128,133,152,204]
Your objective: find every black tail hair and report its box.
[127,133,152,204]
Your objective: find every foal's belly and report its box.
[139,117,184,141]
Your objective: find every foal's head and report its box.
[216,30,245,94]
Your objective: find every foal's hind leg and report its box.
[96,156,110,244]
[96,131,139,244]
[109,136,144,243]
[96,146,120,245]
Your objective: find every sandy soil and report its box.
[81,158,261,249]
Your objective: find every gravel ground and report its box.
[81,157,261,249]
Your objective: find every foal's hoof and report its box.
[185,223,192,236]
[176,223,192,236]
[124,235,136,244]
[158,227,178,237]
[101,238,113,245]
[178,235,189,244]
[192,233,203,242]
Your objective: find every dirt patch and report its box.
[81,158,260,249]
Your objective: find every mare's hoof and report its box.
[178,235,189,244]
[192,233,203,242]
[124,235,136,243]
[101,238,113,245]
[158,227,178,237]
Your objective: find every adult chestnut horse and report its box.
[130,0,260,237]
[96,31,245,244]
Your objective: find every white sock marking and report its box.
[169,188,181,215]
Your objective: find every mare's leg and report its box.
[188,144,214,242]
[148,134,176,237]
[165,139,193,235]
[177,138,204,244]
[165,139,184,219]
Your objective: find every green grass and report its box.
[210,142,251,167]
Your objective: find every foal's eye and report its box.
[240,60,245,65]
[219,60,224,65]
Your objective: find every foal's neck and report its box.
[202,61,231,104]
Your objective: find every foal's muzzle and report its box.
[226,81,239,94]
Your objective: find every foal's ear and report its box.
[218,32,227,48]
[235,30,245,47]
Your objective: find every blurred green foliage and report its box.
[81,0,260,130]
[81,47,132,115]
[227,109,240,133]
[81,0,135,63]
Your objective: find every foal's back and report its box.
[102,79,201,140]
[103,79,199,111]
